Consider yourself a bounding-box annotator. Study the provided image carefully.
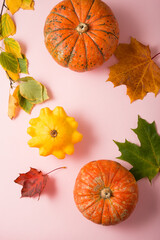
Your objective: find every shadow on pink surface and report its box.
[116,178,158,229]
[112,5,142,42]
[71,115,97,160]
[41,177,57,199]
[17,40,27,54]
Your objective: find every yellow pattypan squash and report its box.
[27,106,83,159]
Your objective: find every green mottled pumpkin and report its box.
[74,160,138,225]
[44,0,119,72]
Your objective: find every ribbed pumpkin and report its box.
[44,0,119,72]
[74,160,138,225]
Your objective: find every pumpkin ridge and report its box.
[74,193,100,197]
[76,195,100,205]
[79,0,82,22]
[108,164,121,187]
[97,160,120,187]
[44,28,74,40]
[84,203,101,222]
[86,32,105,60]
[90,199,104,223]
[51,32,75,53]
[69,0,80,22]
[76,177,102,195]
[53,5,80,22]
[111,197,135,220]
[107,201,112,225]
[83,0,95,23]
[96,161,108,186]
[83,168,103,186]
[82,34,88,70]
[109,198,122,223]
[87,31,113,60]
[91,29,118,39]
[66,35,80,66]
[113,188,138,196]
[82,196,100,214]
[83,165,104,188]
[47,28,74,33]
[91,24,118,34]
[51,11,76,25]
[87,14,114,25]
[102,200,112,225]
[111,173,135,190]
[100,198,105,224]
[112,192,138,205]
[76,177,94,189]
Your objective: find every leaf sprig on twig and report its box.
[0,0,49,119]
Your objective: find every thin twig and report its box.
[6,71,14,88]
[0,0,6,20]
[4,4,8,10]
[0,1,15,87]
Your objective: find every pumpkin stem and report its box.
[76,23,88,34]
[101,187,112,199]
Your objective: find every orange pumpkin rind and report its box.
[74,160,138,225]
[44,0,119,72]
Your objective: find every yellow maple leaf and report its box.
[107,37,160,102]
[6,0,22,15]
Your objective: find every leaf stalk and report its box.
[151,52,160,60]
[6,71,14,88]
[44,166,67,176]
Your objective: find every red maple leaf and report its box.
[14,167,66,199]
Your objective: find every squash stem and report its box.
[50,129,58,138]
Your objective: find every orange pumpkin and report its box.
[74,160,138,225]
[44,0,119,72]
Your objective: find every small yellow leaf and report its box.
[8,91,19,119]
[0,13,16,39]
[6,0,22,15]
[6,70,19,81]
[21,0,34,10]
[0,52,19,73]
[4,37,22,58]
[13,86,19,99]
[18,54,28,73]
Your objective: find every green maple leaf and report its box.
[114,116,160,181]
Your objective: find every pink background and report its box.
[1,0,160,239]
